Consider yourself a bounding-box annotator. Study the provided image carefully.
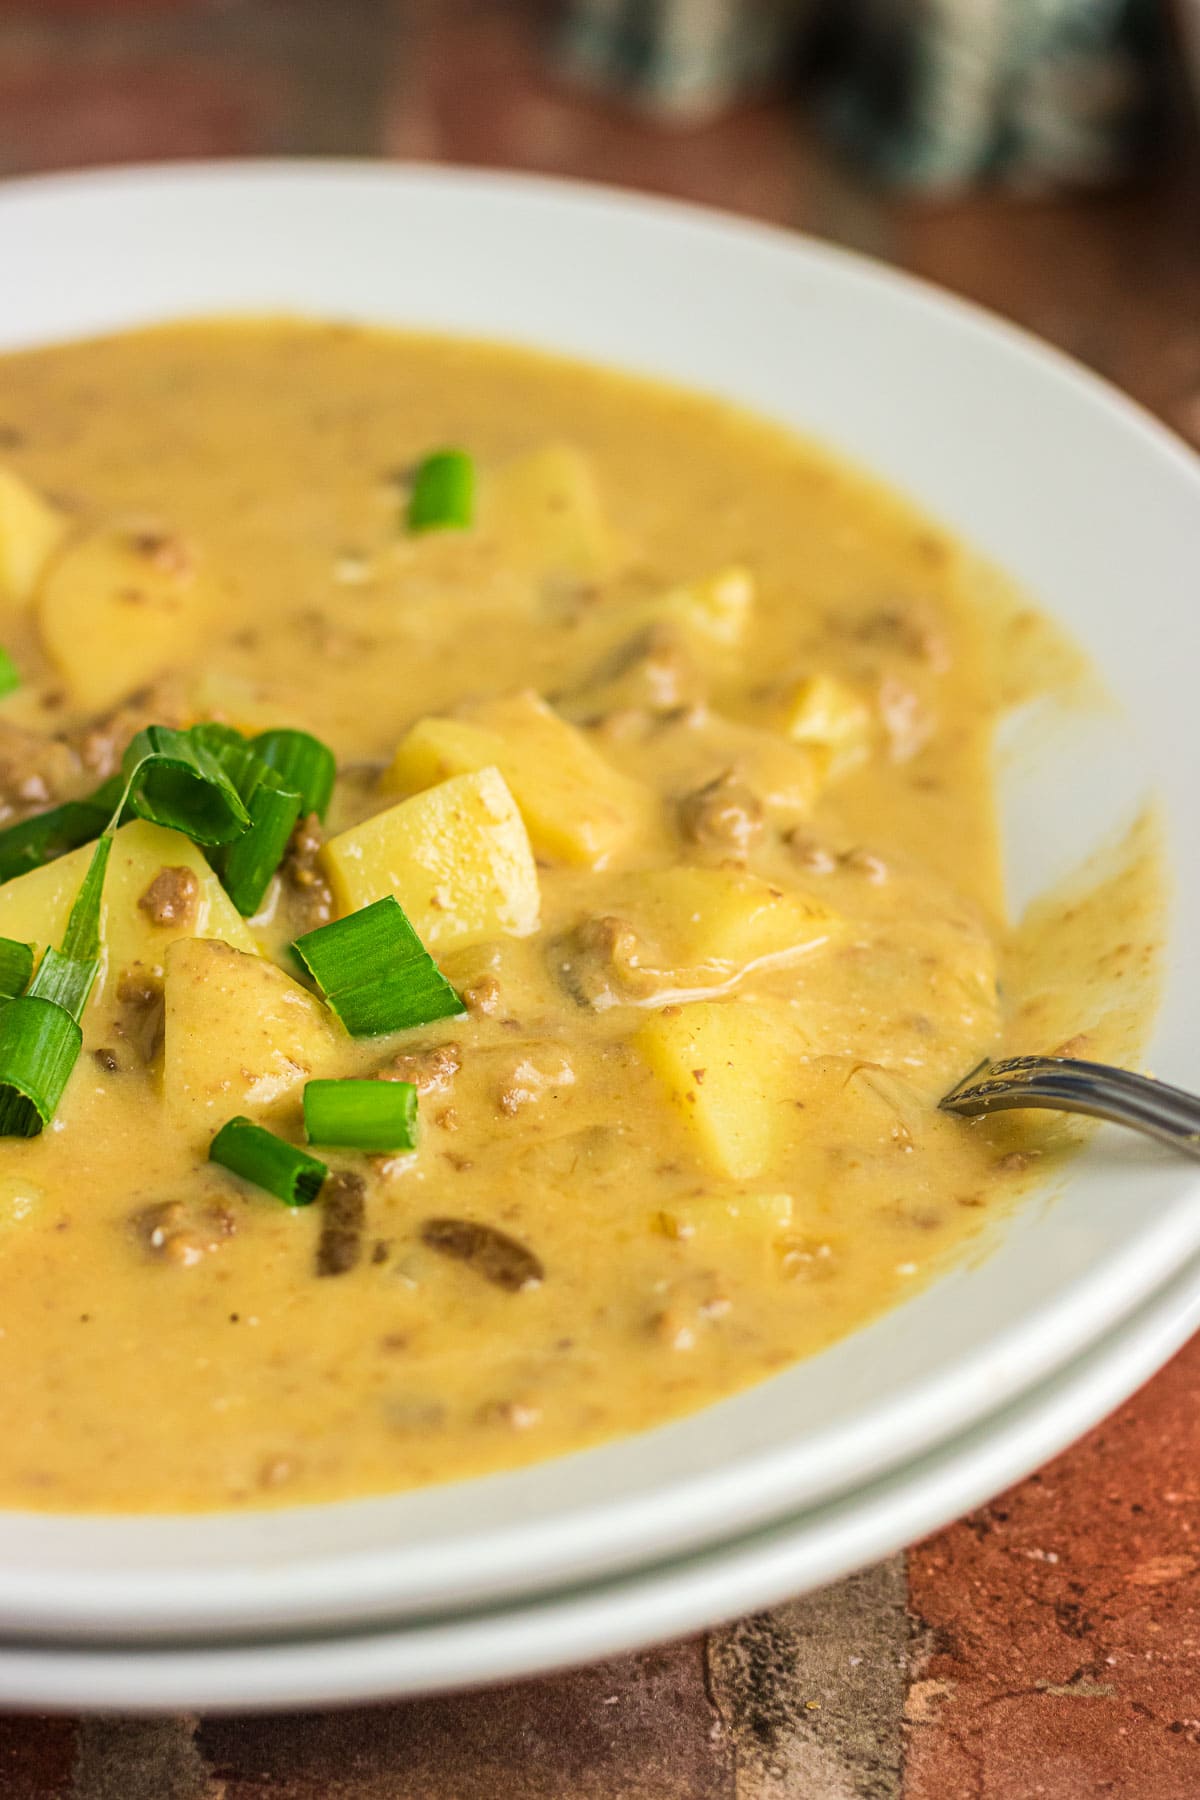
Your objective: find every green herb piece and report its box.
[0,822,115,1136]
[0,779,122,884]
[407,449,475,533]
[0,649,20,700]
[0,996,83,1136]
[304,1078,418,1152]
[122,726,250,846]
[292,897,463,1038]
[218,775,302,917]
[251,729,336,820]
[0,937,33,1001]
[209,1115,328,1207]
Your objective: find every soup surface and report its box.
[0,322,1160,1512]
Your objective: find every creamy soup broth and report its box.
[0,322,1161,1511]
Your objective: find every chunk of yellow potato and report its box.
[490,445,615,576]
[0,820,255,993]
[37,523,216,712]
[162,938,341,1142]
[322,767,540,949]
[783,674,873,780]
[636,1000,795,1181]
[613,866,837,978]
[0,467,65,607]
[389,689,653,868]
[638,566,754,648]
[186,670,296,736]
[657,1190,794,1243]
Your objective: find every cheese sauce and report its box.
[0,322,1162,1512]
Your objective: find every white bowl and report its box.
[6,1227,1200,1711]
[0,162,1197,1647]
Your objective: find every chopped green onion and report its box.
[0,649,20,700]
[0,996,83,1136]
[0,822,115,1135]
[218,774,302,917]
[122,725,250,846]
[304,1078,418,1152]
[0,779,122,884]
[188,721,247,758]
[27,945,98,1022]
[57,831,111,967]
[24,831,113,1025]
[209,1115,328,1207]
[407,449,475,533]
[293,896,463,1038]
[0,937,33,1001]
[251,729,336,820]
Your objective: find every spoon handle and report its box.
[939,1056,1200,1161]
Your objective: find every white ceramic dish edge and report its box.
[0,163,1196,1642]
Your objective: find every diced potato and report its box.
[782,674,873,780]
[0,820,256,988]
[636,1000,795,1181]
[0,840,94,965]
[612,866,837,978]
[0,467,65,607]
[162,937,342,1142]
[657,1190,793,1243]
[388,689,653,868]
[490,445,615,576]
[322,767,540,949]
[638,566,754,648]
[186,670,296,736]
[37,522,216,712]
[101,821,259,978]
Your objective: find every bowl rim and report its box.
[0,158,1197,1644]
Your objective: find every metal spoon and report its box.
[939,1055,1200,1161]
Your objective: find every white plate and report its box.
[0,162,1198,1644]
[5,1231,1199,1712]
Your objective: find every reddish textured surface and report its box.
[907,1334,1200,1800]
[0,1,1198,1794]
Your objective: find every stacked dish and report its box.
[0,164,1196,1713]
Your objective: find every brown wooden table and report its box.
[2,4,1199,1794]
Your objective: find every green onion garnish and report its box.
[0,780,122,884]
[121,726,250,847]
[0,790,117,1135]
[304,1078,418,1152]
[216,774,302,917]
[293,897,464,1038]
[0,937,33,1001]
[0,649,20,700]
[209,1116,328,1207]
[407,449,475,533]
[251,729,336,820]
[0,997,83,1136]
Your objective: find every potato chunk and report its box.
[783,674,873,780]
[0,467,64,607]
[38,523,216,711]
[0,820,255,986]
[389,690,652,868]
[635,566,754,649]
[621,867,837,976]
[491,445,615,576]
[163,938,341,1142]
[636,1000,795,1180]
[657,1190,794,1244]
[322,767,539,949]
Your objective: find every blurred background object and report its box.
[0,0,1195,442]
[555,0,1174,193]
